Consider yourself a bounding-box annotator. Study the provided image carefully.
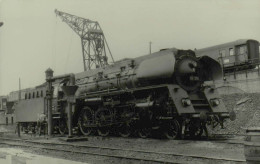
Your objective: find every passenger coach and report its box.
[195,39,260,72]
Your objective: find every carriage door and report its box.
[247,41,259,62]
[235,44,248,64]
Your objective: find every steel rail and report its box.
[0,137,246,163]
[0,141,180,164]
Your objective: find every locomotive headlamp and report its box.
[210,99,220,106]
[182,98,191,107]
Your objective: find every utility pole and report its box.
[17,77,21,137]
[149,41,152,54]
[45,68,54,136]
[18,78,21,101]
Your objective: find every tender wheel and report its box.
[36,121,46,136]
[58,118,68,135]
[164,119,180,140]
[97,127,110,137]
[118,123,132,138]
[31,125,36,134]
[138,127,151,138]
[96,108,112,137]
[78,107,94,136]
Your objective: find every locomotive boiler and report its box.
[58,48,232,139]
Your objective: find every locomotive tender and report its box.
[15,48,232,139]
[195,39,260,72]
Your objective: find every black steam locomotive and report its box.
[15,48,233,139]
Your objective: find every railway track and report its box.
[206,134,246,145]
[0,137,246,164]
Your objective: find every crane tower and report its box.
[55,9,114,71]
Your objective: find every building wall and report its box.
[0,96,8,111]
[0,112,15,125]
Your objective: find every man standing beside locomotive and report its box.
[37,113,47,136]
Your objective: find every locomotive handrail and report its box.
[222,57,259,68]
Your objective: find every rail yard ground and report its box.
[0,134,247,163]
[0,92,259,163]
[212,93,260,135]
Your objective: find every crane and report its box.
[55,9,114,71]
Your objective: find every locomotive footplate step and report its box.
[58,136,88,142]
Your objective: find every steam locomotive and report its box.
[15,48,233,139]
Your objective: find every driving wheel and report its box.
[78,107,94,136]
[96,108,112,137]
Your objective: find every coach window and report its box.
[36,91,39,98]
[28,93,31,99]
[220,50,226,57]
[32,92,35,98]
[229,48,234,56]
[25,93,27,99]
[240,46,246,54]
[41,90,43,97]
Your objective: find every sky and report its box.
[0,0,260,95]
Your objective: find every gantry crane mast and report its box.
[55,9,114,71]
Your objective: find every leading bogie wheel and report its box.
[189,126,203,139]
[164,119,180,140]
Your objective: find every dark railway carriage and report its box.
[15,83,63,134]
[195,39,260,72]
